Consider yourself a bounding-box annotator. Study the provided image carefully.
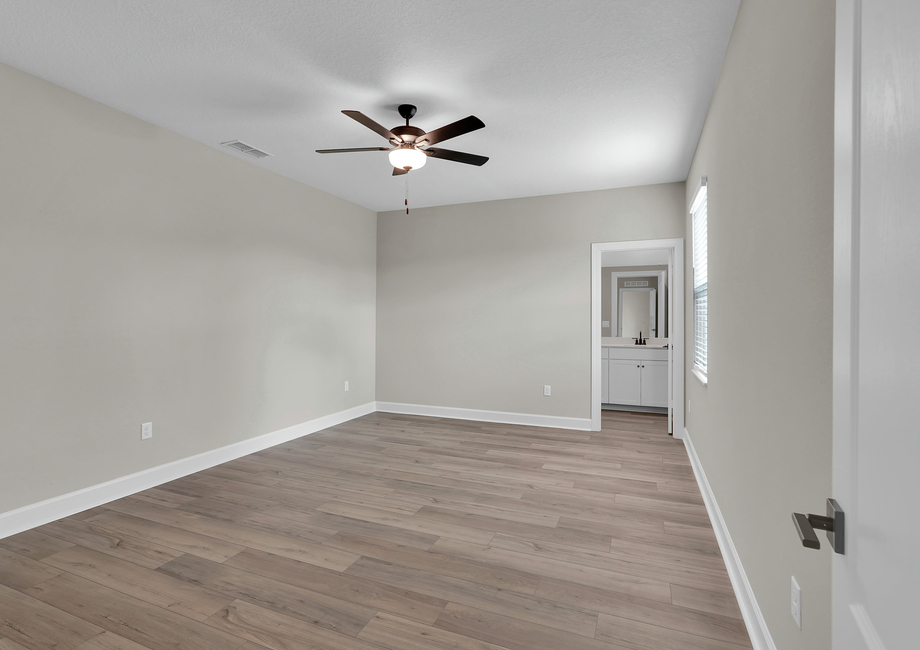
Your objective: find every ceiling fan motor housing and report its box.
[391,125,425,144]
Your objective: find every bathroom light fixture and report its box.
[388,145,427,171]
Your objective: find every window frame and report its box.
[690,176,708,385]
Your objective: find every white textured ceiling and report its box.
[0,0,740,212]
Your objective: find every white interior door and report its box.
[833,1,920,647]
[658,270,667,341]
[648,289,657,336]
[667,257,673,433]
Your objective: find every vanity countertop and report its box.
[602,337,669,349]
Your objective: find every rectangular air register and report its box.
[221,140,273,159]
[624,281,649,287]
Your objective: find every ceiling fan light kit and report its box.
[389,145,426,171]
[316,104,488,176]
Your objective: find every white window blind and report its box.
[691,178,708,375]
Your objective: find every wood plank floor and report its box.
[0,410,752,650]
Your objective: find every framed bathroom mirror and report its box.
[611,270,667,338]
[619,287,657,337]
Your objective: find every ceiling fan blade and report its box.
[315,147,392,153]
[418,116,485,146]
[392,167,409,176]
[342,110,401,142]
[424,147,489,166]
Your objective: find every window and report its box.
[691,177,708,383]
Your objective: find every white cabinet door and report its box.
[640,360,669,407]
[608,360,641,405]
[601,358,609,404]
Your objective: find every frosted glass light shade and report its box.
[389,146,427,170]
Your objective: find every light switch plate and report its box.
[602,321,609,328]
[543,385,551,396]
[791,576,802,629]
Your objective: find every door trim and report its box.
[591,238,684,433]
[833,1,877,647]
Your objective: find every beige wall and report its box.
[376,183,684,419]
[684,1,834,648]
[0,63,377,515]
[601,266,667,336]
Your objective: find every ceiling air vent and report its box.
[221,140,273,159]
[624,280,649,287]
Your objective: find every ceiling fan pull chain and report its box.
[405,179,409,214]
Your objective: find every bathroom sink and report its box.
[601,338,669,349]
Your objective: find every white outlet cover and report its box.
[791,576,802,629]
[602,321,610,328]
[543,385,551,396]
[344,381,349,391]
[141,422,153,440]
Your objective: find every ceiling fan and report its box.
[316,104,488,176]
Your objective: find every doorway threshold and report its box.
[602,403,668,415]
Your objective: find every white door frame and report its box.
[591,239,684,434]
[833,1,862,645]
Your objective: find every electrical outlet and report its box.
[602,321,610,328]
[344,380,349,392]
[543,385,551,397]
[791,576,802,629]
[141,422,153,440]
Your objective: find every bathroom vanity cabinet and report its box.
[602,346,668,407]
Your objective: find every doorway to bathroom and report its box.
[591,238,685,435]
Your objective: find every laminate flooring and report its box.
[0,410,752,650]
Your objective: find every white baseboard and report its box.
[0,402,376,540]
[375,401,592,431]
[682,428,776,650]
